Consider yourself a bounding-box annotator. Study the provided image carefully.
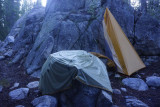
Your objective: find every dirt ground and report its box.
[0,60,39,107]
[111,62,160,107]
[0,59,160,107]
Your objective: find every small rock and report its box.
[135,74,141,78]
[0,85,3,92]
[152,73,159,76]
[115,74,121,78]
[112,105,119,107]
[12,51,24,64]
[9,88,29,100]
[34,90,40,93]
[31,95,57,107]
[146,76,160,87]
[15,105,25,107]
[27,81,39,88]
[96,90,113,107]
[0,56,5,60]
[10,83,19,90]
[113,89,121,94]
[108,72,113,76]
[30,70,41,78]
[4,50,13,57]
[140,73,145,75]
[125,96,149,107]
[0,48,6,53]
[122,78,148,91]
[18,65,21,68]
[7,36,15,43]
[121,88,127,92]
[150,87,156,89]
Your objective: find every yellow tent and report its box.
[103,8,146,76]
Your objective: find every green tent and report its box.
[39,50,112,95]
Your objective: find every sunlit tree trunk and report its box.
[140,0,147,13]
[36,0,42,6]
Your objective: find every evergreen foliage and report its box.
[0,0,40,41]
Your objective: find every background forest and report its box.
[0,0,43,40]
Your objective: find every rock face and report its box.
[146,76,160,87]
[122,78,148,91]
[125,96,149,107]
[24,0,109,77]
[9,88,29,100]
[134,14,160,57]
[32,95,57,107]
[0,0,111,77]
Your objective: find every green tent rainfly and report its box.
[39,50,112,95]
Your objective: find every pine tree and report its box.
[0,0,7,40]
[21,0,35,15]
[0,0,21,40]
[36,0,42,7]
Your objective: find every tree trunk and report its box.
[140,0,147,13]
[36,0,42,6]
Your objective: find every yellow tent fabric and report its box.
[103,8,146,75]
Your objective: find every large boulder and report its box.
[146,76,160,87]
[125,96,149,107]
[134,14,160,65]
[122,78,148,91]
[57,81,113,107]
[24,0,110,77]
[32,95,57,107]
[135,14,160,56]
[69,82,100,107]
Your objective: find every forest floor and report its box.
[0,59,160,107]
